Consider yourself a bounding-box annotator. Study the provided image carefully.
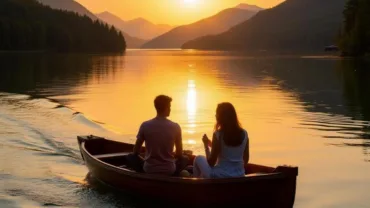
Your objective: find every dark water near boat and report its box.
[0,51,369,208]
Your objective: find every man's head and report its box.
[154,95,172,117]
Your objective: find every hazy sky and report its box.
[76,0,284,25]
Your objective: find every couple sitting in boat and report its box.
[127,95,249,178]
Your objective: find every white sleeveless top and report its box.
[211,130,248,178]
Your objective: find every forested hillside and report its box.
[0,0,126,52]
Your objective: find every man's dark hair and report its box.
[154,95,172,113]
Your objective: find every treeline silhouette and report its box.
[340,0,370,56]
[0,0,126,52]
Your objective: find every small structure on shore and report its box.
[325,45,339,52]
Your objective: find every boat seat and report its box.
[94,152,130,159]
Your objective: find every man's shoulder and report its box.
[166,119,180,128]
[141,118,156,126]
[141,118,180,129]
[139,119,153,129]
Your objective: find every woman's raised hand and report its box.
[202,134,211,147]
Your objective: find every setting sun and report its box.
[184,0,198,5]
[74,0,284,25]
[182,0,202,9]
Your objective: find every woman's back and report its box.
[211,130,248,178]
[192,102,250,179]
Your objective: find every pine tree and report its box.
[341,0,370,56]
[0,0,126,52]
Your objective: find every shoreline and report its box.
[0,50,126,55]
[0,50,47,54]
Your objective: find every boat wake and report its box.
[0,92,127,207]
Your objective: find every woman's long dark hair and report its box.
[214,102,244,147]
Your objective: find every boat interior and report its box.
[82,137,279,176]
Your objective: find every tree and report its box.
[0,0,126,52]
[341,0,370,56]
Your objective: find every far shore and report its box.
[1,49,369,59]
[0,50,48,54]
[0,50,126,55]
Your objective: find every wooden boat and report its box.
[78,135,298,208]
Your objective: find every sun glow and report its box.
[76,0,284,25]
[184,0,197,5]
[182,0,202,8]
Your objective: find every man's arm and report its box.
[175,124,183,158]
[133,139,144,155]
[133,124,145,155]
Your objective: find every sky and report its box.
[75,0,284,25]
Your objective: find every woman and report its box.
[193,102,249,178]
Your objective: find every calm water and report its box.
[0,51,369,208]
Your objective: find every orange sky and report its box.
[76,0,284,25]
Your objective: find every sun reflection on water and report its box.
[186,80,197,144]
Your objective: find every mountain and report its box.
[121,33,146,48]
[123,18,173,40]
[0,0,126,52]
[37,0,145,48]
[141,8,258,49]
[96,12,173,40]
[236,3,264,11]
[37,0,96,20]
[96,11,125,28]
[183,0,346,51]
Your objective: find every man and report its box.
[129,95,187,176]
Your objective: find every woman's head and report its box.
[215,102,243,146]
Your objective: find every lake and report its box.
[0,50,369,208]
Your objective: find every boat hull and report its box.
[78,136,298,207]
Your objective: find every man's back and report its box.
[137,117,181,175]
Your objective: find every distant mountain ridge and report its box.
[96,12,173,40]
[141,8,258,49]
[183,0,346,51]
[37,0,96,20]
[236,3,264,11]
[37,0,145,48]
[96,11,125,29]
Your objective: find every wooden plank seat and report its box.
[94,152,130,159]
